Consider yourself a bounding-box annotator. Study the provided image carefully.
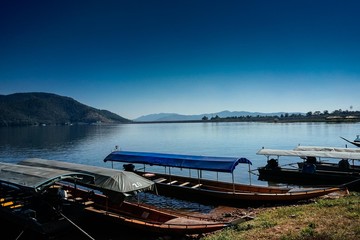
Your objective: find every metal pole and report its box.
[232,172,235,193]
[248,164,252,185]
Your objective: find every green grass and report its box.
[201,192,360,240]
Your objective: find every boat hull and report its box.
[297,162,360,173]
[134,171,341,206]
[257,167,360,191]
[60,184,230,236]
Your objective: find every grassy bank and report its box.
[202,192,360,240]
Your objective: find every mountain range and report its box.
[134,110,303,122]
[0,92,131,126]
[0,92,304,126]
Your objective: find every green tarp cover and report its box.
[19,158,155,194]
[0,162,94,192]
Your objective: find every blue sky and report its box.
[1,0,360,119]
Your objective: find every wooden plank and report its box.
[179,182,190,186]
[154,178,167,183]
[84,201,94,206]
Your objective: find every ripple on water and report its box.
[127,192,215,214]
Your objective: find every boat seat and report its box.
[84,201,94,206]
[0,197,13,202]
[179,182,190,186]
[167,180,178,185]
[142,173,155,178]
[10,204,23,209]
[1,201,14,207]
[66,193,73,198]
[154,178,167,183]
[191,184,202,188]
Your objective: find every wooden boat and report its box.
[0,162,95,238]
[60,183,231,236]
[17,158,231,236]
[257,148,360,191]
[340,136,360,147]
[103,150,343,206]
[294,146,360,172]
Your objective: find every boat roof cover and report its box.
[0,162,94,193]
[294,146,360,153]
[18,158,155,194]
[103,151,252,173]
[257,148,360,160]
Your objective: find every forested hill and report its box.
[0,92,131,126]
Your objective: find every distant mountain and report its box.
[0,92,131,126]
[134,110,303,122]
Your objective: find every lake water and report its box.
[1,122,359,186]
[1,122,359,239]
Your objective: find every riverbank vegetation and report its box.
[202,191,360,240]
[203,110,360,123]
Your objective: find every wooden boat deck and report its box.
[143,171,291,194]
[59,183,230,235]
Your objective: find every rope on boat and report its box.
[338,178,360,189]
[58,211,95,240]
[248,168,259,176]
[14,230,24,240]
[283,162,300,169]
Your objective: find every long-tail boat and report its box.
[257,148,360,191]
[0,162,95,238]
[340,136,360,147]
[294,145,360,173]
[17,158,232,236]
[102,150,343,206]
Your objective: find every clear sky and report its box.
[1,0,360,120]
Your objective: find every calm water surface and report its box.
[1,122,359,186]
[1,122,359,239]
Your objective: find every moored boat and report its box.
[17,158,232,236]
[103,150,343,206]
[60,182,232,236]
[0,162,95,238]
[340,136,360,147]
[294,146,360,172]
[256,148,360,191]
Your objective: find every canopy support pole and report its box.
[248,164,252,185]
[197,169,200,185]
[232,172,235,193]
[15,230,24,240]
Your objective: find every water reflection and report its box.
[0,125,123,163]
[1,122,359,179]
[128,192,214,213]
[0,125,90,147]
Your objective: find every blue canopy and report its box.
[104,151,252,173]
